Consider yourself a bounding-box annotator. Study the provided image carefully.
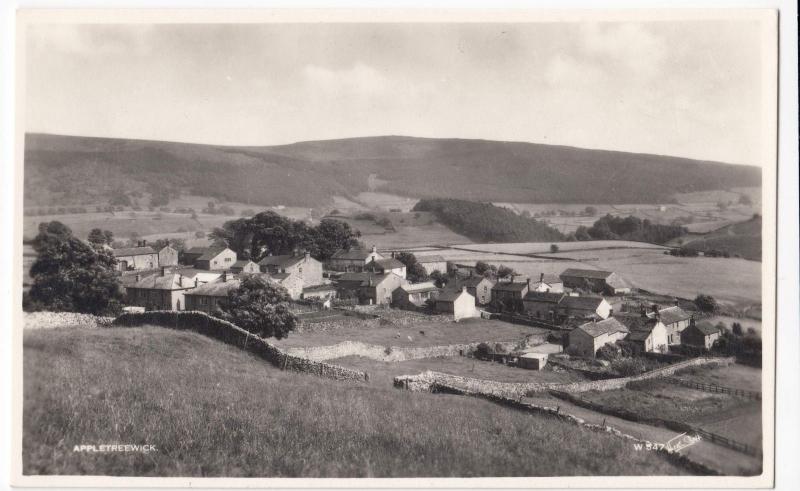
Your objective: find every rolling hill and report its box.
[676,215,762,261]
[24,133,761,209]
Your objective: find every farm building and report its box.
[392,282,439,308]
[491,278,530,310]
[183,274,240,313]
[529,273,564,293]
[112,244,159,272]
[189,246,237,271]
[681,318,721,350]
[416,255,447,275]
[181,246,213,265]
[327,245,384,272]
[523,292,612,321]
[617,315,669,353]
[448,274,495,305]
[157,244,179,267]
[434,286,478,321]
[230,260,260,275]
[558,295,613,320]
[652,305,692,344]
[446,261,478,277]
[301,283,337,300]
[518,352,548,370]
[568,317,629,358]
[559,268,631,295]
[335,271,407,305]
[522,291,565,321]
[259,251,323,288]
[125,267,199,311]
[268,271,304,300]
[365,257,407,279]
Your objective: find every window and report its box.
[225,257,232,262]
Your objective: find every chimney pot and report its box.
[540,272,544,282]
[142,239,147,247]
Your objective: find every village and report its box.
[114,240,725,365]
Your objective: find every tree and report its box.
[215,275,298,339]
[394,252,428,283]
[738,194,753,206]
[732,322,744,337]
[87,228,113,246]
[497,265,516,279]
[27,221,122,315]
[584,206,597,217]
[429,270,448,288]
[694,294,718,313]
[550,244,559,253]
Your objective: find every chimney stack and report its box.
[527,278,531,290]
[540,272,544,283]
[305,251,310,260]
[160,266,166,277]
[135,273,141,282]
[141,239,147,247]
[222,271,228,282]
[194,277,199,287]
[371,245,377,254]
[462,285,467,293]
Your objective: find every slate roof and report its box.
[196,247,231,261]
[693,321,721,336]
[184,279,241,297]
[303,284,337,293]
[231,260,257,269]
[399,281,438,293]
[492,281,529,292]
[417,255,446,263]
[453,275,493,288]
[658,306,691,325]
[627,330,654,342]
[337,272,395,287]
[560,268,613,280]
[560,295,607,311]
[258,254,303,268]
[331,248,378,261]
[112,246,156,257]
[128,272,195,290]
[523,291,566,304]
[616,314,660,331]
[531,273,562,284]
[576,317,629,338]
[436,289,470,302]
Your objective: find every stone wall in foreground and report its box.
[113,311,368,382]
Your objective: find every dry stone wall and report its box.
[112,311,367,382]
[284,340,519,363]
[23,311,115,330]
[394,356,735,398]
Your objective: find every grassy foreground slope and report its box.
[23,327,688,477]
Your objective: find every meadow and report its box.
[22,327,688,477]
[412,244,760,308]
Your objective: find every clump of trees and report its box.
[694,294,718,313]
[25,221,123,315]
[393,252,428,283]
[571,214,687,244]
[210,211,362,262]
[215,275,297,339]
[87,228,114,246]
[413,198,565,243]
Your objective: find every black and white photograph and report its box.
[4,4,795,489]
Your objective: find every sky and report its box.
[25,20,768,166]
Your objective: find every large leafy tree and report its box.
[87,228,114,246]
[215,275,298,339]
[28,221,123,315]
[394,252,428,283]
[210,211,361,262]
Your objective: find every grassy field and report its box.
[580,378,762,451]
[413,244,760,308]
[273,317,548,349]
[332,355,588,387]
[673,364,763,393]
[23,327,688,477]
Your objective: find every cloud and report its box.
[302,63,390,96]
[28,24,154,56]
